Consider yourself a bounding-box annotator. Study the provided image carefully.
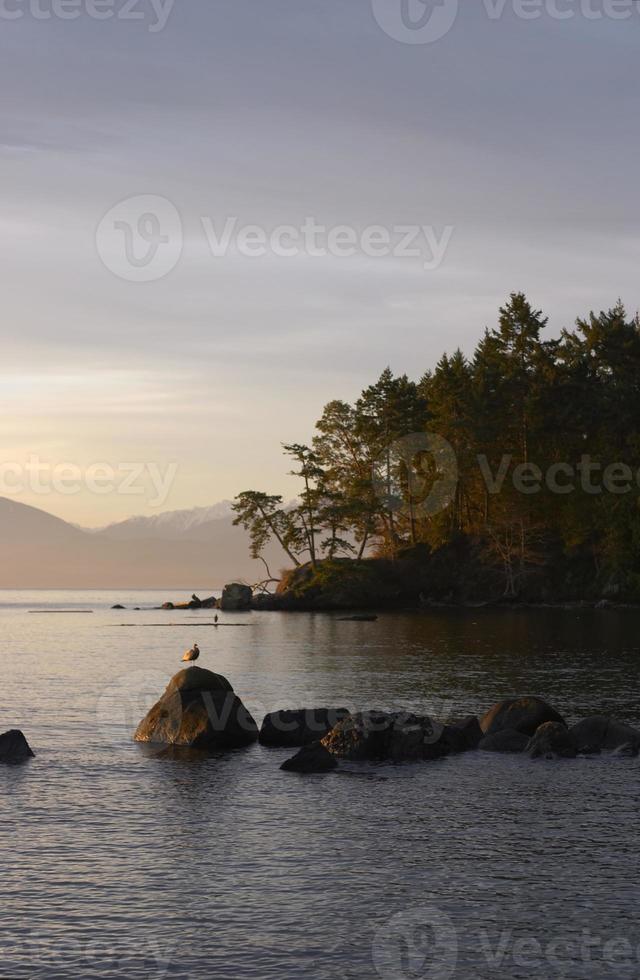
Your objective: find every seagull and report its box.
[182,642,200,667]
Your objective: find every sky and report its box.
[1,0,638,526]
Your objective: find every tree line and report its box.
[233,293,640,597]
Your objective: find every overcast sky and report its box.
[1,0,638,525]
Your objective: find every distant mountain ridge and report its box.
[94,501,235,540]
[0,497,288,589]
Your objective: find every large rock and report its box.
[134,667,258,749]
[219,583,253,612]
[0,730,35,763]
[570,716,640,755]
[478,730,529,753]
[526,722,577,759]
[480,697,566,737]
[321,711,458,762]
[259,707,350,747]
[281,742,338,773]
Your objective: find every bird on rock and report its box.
[182,642,200,666]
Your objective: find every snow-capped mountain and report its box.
[95,501,235,540]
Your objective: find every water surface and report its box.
[2,591,639,979]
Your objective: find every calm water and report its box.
[2,590,640,979]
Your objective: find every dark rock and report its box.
[443,716,483,751]
[220,583,253,612]
[200,596,218,609]
[570,716,640,755]
[321,710,450,762]
[480,697,566,737]
[259,707,351,748]
[251,593,284,611]
[281,742,338,773]
[134,667,258,749]
[478,729,529,753]
[0,729,35,763]
[526,722,577,759]
[111,604,125,610]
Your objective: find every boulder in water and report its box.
[570,716,640,755]
[526,722,577,759]
[281,742,338,773]
[480,697,565,737]
[134,667,258,749]
[479,729,529,753]
[259,707,350,747]
[0,730,35,763]
[443,716,483,751]
[219,583,253,612]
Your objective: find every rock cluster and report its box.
[127,677,640,775]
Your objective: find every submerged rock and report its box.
[281,742,338,773]
[570,716,640,755]
[526,722,577,759]
[260,707,351,747]
[478,729,529,753]
[219,583,252,612]
[134,667,258,750]
[0,730,35,763]
[480,697,566,737]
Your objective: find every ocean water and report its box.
[2,591,640,979]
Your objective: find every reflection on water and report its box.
[2,591,640,979]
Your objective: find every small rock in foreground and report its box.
[0,730,35,763]
[281,742,338,773]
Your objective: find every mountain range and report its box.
[0,497,289,589]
